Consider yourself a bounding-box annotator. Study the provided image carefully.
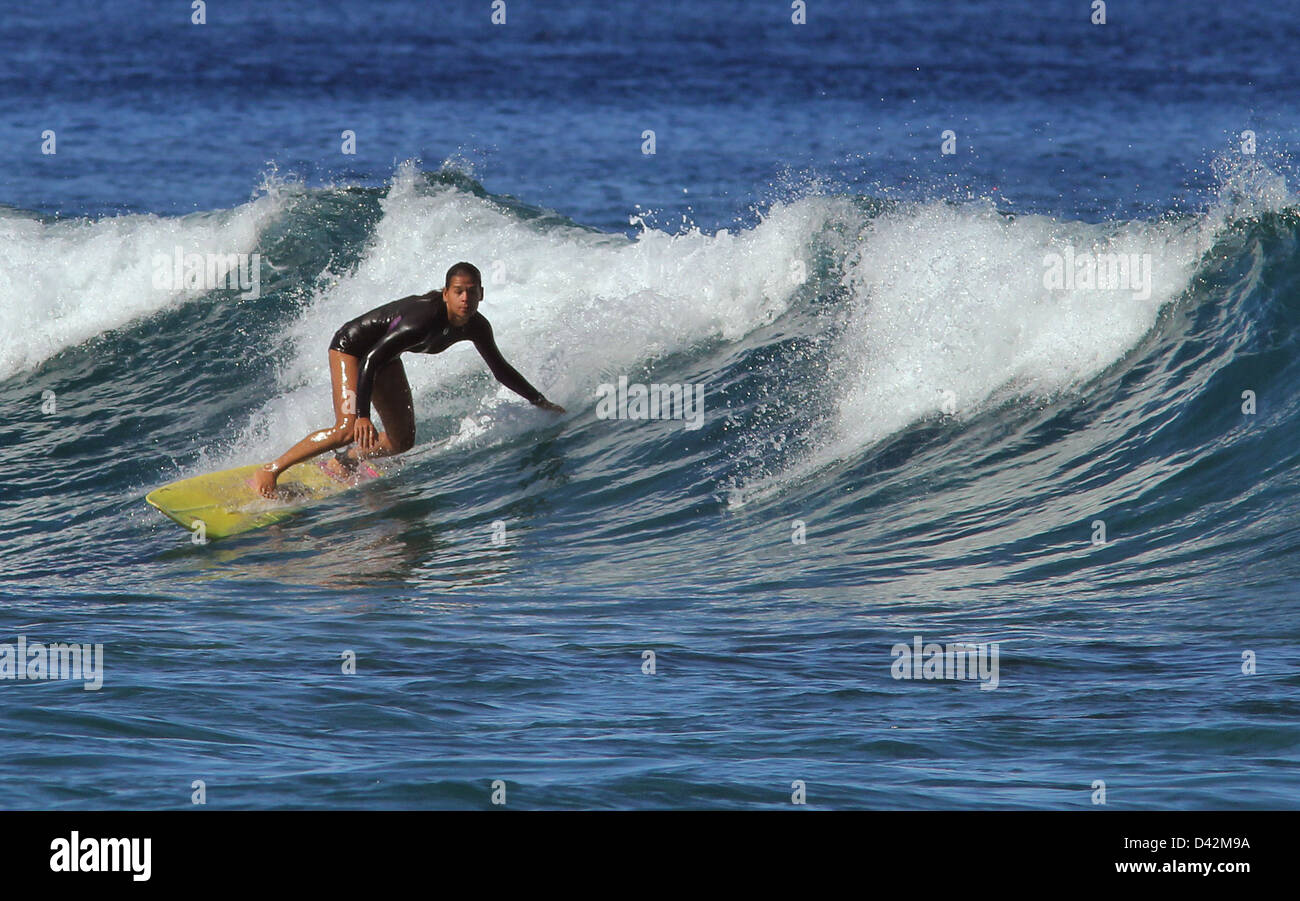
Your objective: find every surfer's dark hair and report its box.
[445,261,482,286]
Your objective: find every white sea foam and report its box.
[734,163,1296,505]
[0,195,282,380]
[824,201,1212,453]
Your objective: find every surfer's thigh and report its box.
[370,358,415,451]
[328,349,360,430]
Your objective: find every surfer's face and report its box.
[443,275,482,326]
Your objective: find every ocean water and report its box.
[2,0,1299,809]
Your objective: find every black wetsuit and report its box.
[328,291,544,419]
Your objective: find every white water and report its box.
[734,164,1295,505]
[825,201,1213,454]
[0,196,282,379]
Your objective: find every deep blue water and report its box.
[1,0,1298,809]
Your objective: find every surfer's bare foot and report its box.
[252,466,279,498]
[320,455,353,480]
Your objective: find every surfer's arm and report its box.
[471,317,564,412]
[354,318,427,420]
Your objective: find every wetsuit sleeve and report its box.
[471,316,545,404]
[354,314,428,420]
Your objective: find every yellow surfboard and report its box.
[145,459,375,540]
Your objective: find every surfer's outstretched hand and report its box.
[535,399,566,414]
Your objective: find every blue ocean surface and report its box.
[1,0,1298,809]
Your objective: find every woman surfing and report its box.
[252,261,564,498]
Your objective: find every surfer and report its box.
[251,262,564,497]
